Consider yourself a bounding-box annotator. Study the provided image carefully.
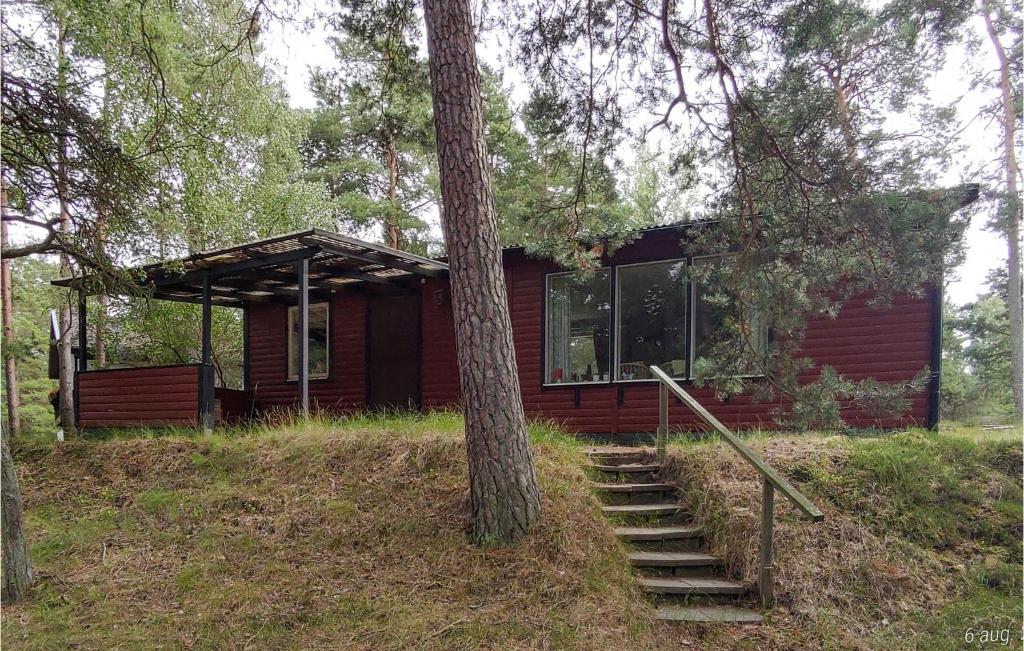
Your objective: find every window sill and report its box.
[285,376,331,384]
[542,381,611,388]
[540,374,767,389]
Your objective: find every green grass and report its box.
[4,412,669,650]
[6,416,1021,649]
[661,423,1022,650]
[868,573,1023,650]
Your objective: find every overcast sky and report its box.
[262,10,1008,307]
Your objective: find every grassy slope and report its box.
[4,417,1021,650]
[663,424,1023,650]
[2,414,671,650]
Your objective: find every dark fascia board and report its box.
[309,228,449,273]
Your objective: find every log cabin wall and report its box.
[416,230,937,433]
[246,227,938,433]
[77,364,201,428]
[246,292,367,413]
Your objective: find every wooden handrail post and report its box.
[658,382,668,463]
[759,478,775,608]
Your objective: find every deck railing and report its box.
[650,365,824,608]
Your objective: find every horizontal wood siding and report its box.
[502,233,936,433]
[241,228,936,433]
[78,365,199,427]
[420,278,461,409]
[246,293,367,413]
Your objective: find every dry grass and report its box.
[3,416,678,650]
[661,428,1023,650]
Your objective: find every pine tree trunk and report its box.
[1,424,32,603]
[422,0,541,546]
[982,1,1023,419]
[385,129,402,249]
[1,190,21,437]
[94,209,108,368]
[55,17,77,435]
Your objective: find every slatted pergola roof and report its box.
[54,228,449,307]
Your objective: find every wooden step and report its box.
[601,503,679,517]
[592,482,675,493]
[613,526,702,542]
[628,551,721,568]
[639,577,746,596]
[589,463,661,473]
[656,605,763,624]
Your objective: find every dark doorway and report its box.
[367,293,421,410]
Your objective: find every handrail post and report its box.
[658,382,668,463]
[759,478,775,608]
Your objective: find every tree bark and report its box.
[94,215,108,368]
[385,128,402,249]
[422,0,541,546]
[1,424,32,603]
[1,189,21,438]
[55,16,77,435]
[982,0,1023,419]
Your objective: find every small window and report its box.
[615,260,689,380]
[288,303,330,380]
[545,270,611,384]
[691,256,768,377]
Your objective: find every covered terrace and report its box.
[53,228,449,433]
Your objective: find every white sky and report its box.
[260,9,1014,308]
[2,4,1012,308]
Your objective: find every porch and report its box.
[54,229,448,432]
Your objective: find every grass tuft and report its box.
[661,424,1023,649]
[4,412,673,650]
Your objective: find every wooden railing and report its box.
[650,365,824,608]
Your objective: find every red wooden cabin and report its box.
[56,224,943,435]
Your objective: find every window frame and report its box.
[542,267,613,387]
[613,257,690,383]
[689,254,768,380]
[286,302,331,382]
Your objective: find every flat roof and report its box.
[53,229,449,307]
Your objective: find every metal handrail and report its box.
[649,364,824,607]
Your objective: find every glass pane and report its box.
[616,261,687,380]
[288,303,330,380]
[545,271,611,383]
[692,257,768,376]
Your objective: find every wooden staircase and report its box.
[588,447,764,625]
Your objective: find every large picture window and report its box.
[615,260,688,380]
[288,303,330,381]
[545,270,611,384]
[691,256,768,376]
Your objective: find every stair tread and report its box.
[639,576,746,595]
[589,463,661,472]
[656,605,763,624]
[613,526,702,540]
[628,551,721,566]
[601,503,679,514]
[592,482,675,492]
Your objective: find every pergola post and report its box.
[199,273,214,435]
[75,289,87,429]
[76,290,88,372]
[241,308,250,392]
[297,258,309,416]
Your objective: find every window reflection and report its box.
[288,303,330,380]
[546,271,611,383]
[616,260,688,380]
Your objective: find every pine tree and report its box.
[422,0,542,546]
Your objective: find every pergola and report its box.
[54,229,449,433]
